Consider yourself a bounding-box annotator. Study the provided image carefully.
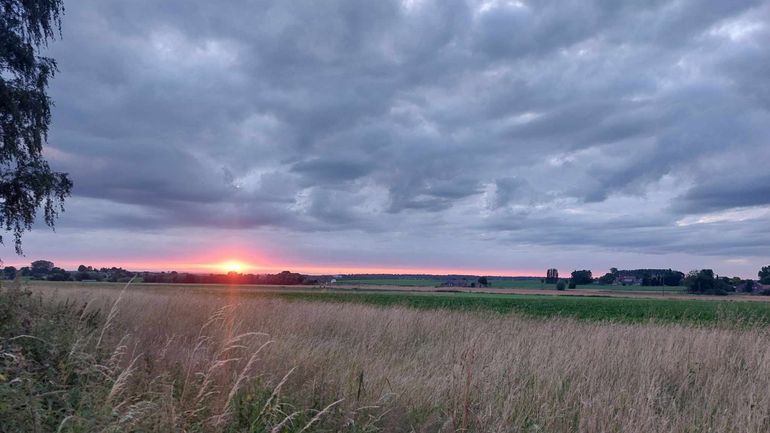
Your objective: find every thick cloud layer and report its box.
[7,0,770,276]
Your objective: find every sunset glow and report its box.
[220,260,247,273]
[2,256,545,277]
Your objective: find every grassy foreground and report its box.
[8,282,770,432]
[0,283,371,432]
[273,290,770,326]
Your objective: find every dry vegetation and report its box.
[5,283,770,432]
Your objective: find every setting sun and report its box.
[220,261,247,273]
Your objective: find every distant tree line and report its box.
[4,261,768,293]
[683,270,728,295]
[682,269,770,296]
[541,265,770,295]
[2,261,136,282]
[595,268,685,286]
[142,270,308,285]
[1,261,311,285]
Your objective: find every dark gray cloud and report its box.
[291,158,374,185]
[674,174,770,214]
[10,0,769,275]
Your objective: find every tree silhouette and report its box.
[1,0,72,254]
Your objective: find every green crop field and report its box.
[272,290,770,326]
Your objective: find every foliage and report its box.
[744,280,755,293]
[597,272,615,284]
[0,282,109,432]
[96,266,133,282]
[556,280,566,291]
[45,266,70,281]
[18,261,138,282]
[30,259,53,274]
[604,269,684,286]
[640,270,686,287]
[661,270,685,286]
[684,270,732,295]
[759,266,770,285]
[545,268,559,284]
[570,270,593,285]
[24,260,72,281]
[1,266,15,279]
[143,270,307,285]
[0,0,73,255]
[568,281,577,289]
[477,276,489,287]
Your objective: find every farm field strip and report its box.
[271,290,770,326]
[28,281,770,326]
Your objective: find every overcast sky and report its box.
[4,0,770,277]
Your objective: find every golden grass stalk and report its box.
[33,284,770,433]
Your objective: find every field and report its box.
[336,276,688,293]
[19,280,760,325]
[4,281,770,432]
[274,290,770,325]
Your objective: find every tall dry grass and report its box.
[31,285,770,432]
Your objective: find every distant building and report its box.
[611,269,683,286]
[440,277,473,288]
[736,280,770,294]
[618,276,641,286]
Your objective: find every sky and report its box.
[3,0,770,277]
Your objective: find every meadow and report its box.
[4,281,770,432]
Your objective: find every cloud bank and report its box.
[9,0,770,276]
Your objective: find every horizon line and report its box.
[1,259,547,277]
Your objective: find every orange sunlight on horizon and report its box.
[4,257,540,277]
[5,243,540,276]
[219,260,247,273]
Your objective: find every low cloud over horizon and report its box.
[4,0,769,277]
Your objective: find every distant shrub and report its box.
[556,280,566,291]
[744,280,755,293]
[568,281,577,289]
